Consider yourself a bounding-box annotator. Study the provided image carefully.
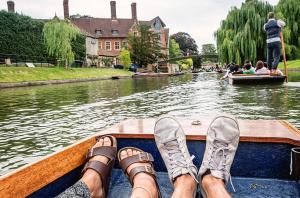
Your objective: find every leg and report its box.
[172,174,197,198]
[272,42,281,70]
[198,115,240,198]
[267,43,273,71]
[57,136,115,198]
[201,173,231,198]
[154,116,198,198]
[118,148,160,198]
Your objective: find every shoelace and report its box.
[163,137,198,182]
[207,140,236,192]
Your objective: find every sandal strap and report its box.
[129,165,156,184]
[82,160,113,192]
[86,146,117,161]
[119,152,154,172]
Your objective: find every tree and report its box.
[128,25,164,68]
[43,17,81,68]
[215,0,273,65]
[202,44,217,55]
[169,39,181,58]
[202,44,218,63]
[276,0,300,59]
[178,58,193,70]
[119,49,131,69]
[170,32,198,55]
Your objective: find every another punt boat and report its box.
[228,74,286,85]
[0,118,300,198]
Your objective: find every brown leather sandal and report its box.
[118,147,162,198]
[82,135,117,198]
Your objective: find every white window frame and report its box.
[105,41,111,51]
[114,41,120,50]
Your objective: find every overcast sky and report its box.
[1,0,279,50]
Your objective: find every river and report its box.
[0,72,300,175]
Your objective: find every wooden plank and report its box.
[103,118,300,145]
[0,118,299,198]
[0,133,101,198]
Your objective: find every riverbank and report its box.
[278,59,300,70]
[0,67,133,83]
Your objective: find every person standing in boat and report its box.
[263,12,285,74]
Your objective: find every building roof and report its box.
[70,16,166,38]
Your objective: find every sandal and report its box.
[118,147,162,198]
[82,135,117,198]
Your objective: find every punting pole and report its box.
[280,32,288,83]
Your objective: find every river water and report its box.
[0,72,300,175]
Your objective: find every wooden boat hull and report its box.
[229,75,286,85]
[1,118,300,198]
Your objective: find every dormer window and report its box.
[95,29,103,37]
[112,30,119,36]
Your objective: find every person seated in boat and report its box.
[243,61,255,74]
[255,60,270,75]
[57,115,240,198]
[221,63,242,79]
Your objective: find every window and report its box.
[99,41,102,49]
[112,30,119,36]
[115,41,120,50]
[122,41,127,48]
[105,41,111,51]
[95,29,103,37]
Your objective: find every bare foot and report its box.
[172,174,197,198]
[81,137,112,198]
[120,149,158,198]
[201,174,231,198]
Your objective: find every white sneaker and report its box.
[198,115,240,197]
[154,115,198,184]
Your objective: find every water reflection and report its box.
[0,73,299,175]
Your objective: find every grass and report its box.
[278,59,300,69]
[0,67,133,83]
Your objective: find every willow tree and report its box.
[43,17,81,68]
[276,0,300,59]
[215,0,273,65]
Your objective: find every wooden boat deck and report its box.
[228,75,286,85]
[0,118,299,197]
[104,118,300,145]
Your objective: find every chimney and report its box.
[7,1,15,13]
[110,1,117,20]
[63,0,69,19]
[131,3,137,21]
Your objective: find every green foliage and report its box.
[177,58,193,70]
[0,11,47,58]
[119,49,131,69]
[215,0,273,65]
[128,25,165,68]
[71,35,86,61]
[0,67,132,83]
[216,0,300,64]
[202,44,217,55]
[102,57,114,67]
[169,39,181,59]
[170,32,198,55]
[43,17,81,67]
[201,44,218,63]
[276,0,300,59]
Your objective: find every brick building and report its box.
[63,0,170,68]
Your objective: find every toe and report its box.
[98,138,104,147]
[103,137,111,146]
[120,150,128,160]
[127,149,133,156]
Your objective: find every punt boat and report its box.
[0,118,300,198]
[228,74,287,85]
